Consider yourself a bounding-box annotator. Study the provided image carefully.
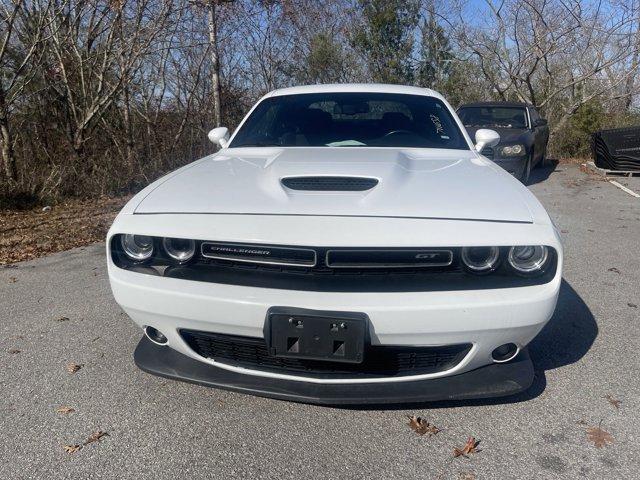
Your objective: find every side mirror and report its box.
[534,118,548,127]
[474,129,500,152]
[208,127,229,148]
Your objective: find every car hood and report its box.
[134,147,533,223]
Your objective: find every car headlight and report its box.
[121,234,154,261]
[500,144,525,156]
[508,245,549,274]
[162,237,196,263]
[461,246,500,273]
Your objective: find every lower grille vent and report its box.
[180,329,471,379]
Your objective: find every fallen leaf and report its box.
[628,303,638,308]
[57,406,75,414]
[586,425,614,448]
[608,267,621,274]
[66,363,83,374]
[8,348,21,354]
[9,276,17,283]
[56,316,70,322]
[459,473,476,480]
[84,430,108,445]
[605,394,622,410]
[63,444,81,454]
[454,437,481,458]
[0,196,129,265]
[407,415,440,436]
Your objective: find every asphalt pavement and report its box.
[1,162,639,479]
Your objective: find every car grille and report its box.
[161,244,557,292]
[200,244,454,270]
[281,176,379,191]
[180,329,472,379]
[114,237,558,292]
[481,146,494,159]
[201,242,317,267]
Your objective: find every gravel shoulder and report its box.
[1,163,639,479]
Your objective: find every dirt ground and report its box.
[0,196,130,265]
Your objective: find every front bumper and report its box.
[493,156,528,177]
[108,213,562,402]
[135,336,534,405]
[110,264,560,385]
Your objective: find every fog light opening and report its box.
[491,343,519,363]
[144,326,168,346]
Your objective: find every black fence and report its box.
[592,126,640,171]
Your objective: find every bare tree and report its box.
[1,0,639,203]
[42,0,173,157]
[188,0,234,128]
[279,0,358,84]
[207,0,222,127]
[0,0,57,183]
[453,0,640,135]
[619,0,640,110]
[234,1,294,94]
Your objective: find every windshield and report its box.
[458,106,529,129]
[229,92,469,150]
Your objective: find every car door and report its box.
[528,107,548,163]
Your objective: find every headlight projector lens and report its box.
[121,234,154,261]
[461,246,500,272]
[502,144,524,156]
[163,237,196,263]
[508,245,549,274]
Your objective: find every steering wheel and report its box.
[383,129,413,137]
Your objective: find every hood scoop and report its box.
[281,176,379,192]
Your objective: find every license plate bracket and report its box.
[264,307,367,364]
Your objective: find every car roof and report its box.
[458,101,532,109]
[263,83,443,101]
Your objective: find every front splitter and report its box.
[134,337,534,406]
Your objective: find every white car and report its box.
[107,84,562,405]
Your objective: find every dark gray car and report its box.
[457,102,550,183]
